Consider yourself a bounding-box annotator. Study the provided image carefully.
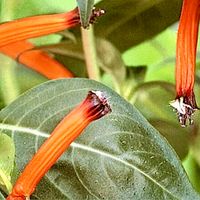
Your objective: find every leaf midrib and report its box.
[0,123,180,199]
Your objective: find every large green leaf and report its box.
[94,0,182,52]
[0,79,198,199]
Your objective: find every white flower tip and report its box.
[170,96,197,127]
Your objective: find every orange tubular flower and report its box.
[0,7,105,79]
[0,40,73,79]
[0,8,80,48]
[170,0,200,126]
[0,7,105,48]
[7,91,111,200]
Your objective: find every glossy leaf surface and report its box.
[0,79,198,199]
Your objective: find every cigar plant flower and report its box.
[0,7,104,79]
[170,0,200,126]
[7,91,111,200]
[0,8,80,48]
[0,7,104,47]
[0,40,74,79]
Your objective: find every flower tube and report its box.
[0,7,105,48]
[0,40,73,79]
[7,91,111,200]
[170,0,200,126]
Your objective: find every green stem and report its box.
[81,27,100,81]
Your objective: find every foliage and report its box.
[1,0,200,199]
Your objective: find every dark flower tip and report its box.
[84,90,112,119]
[81,7,105,28]
[90,7,105,24]
[170,93,199,127]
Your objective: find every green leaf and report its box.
[15,65,47,93]
[0,55,20,106]
[0,0,76,20]
[133,81,176,122]
[121,79,189,159]
[37,41,88,77]
[96,38,126,84]
[95,0,182,52]
[0,133,15,194]
[76,0,95,28]
[38,38,126,82]
[120,66,147,100]
[149,120,189,160]
[0,79,199,199]
[122,28,176,67]
[0,101,4,110]
[183,152,200,193]
[0,192,5,200]
[0,55,47,107]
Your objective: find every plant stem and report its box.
[81,27,100,81]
